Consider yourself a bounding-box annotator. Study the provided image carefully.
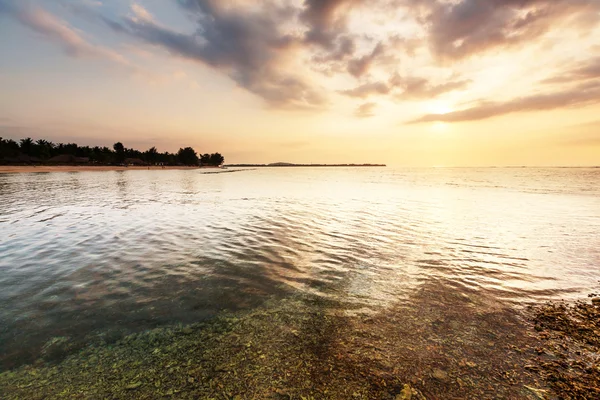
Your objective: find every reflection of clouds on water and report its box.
[0,168,599,369]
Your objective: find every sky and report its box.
[0,0,599,166]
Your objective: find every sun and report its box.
[424,102,453,133]
[427,102,454,115]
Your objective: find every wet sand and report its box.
[0,166,211,174]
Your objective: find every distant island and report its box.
[226,162,386,167]
[0,137,224,167]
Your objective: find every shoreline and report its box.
[0,165,215,174]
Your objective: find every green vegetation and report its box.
[0,137,224,166]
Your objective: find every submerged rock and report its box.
[395,384,427,400]
[530,296,600,399]
[0,291,556,399]
[432,368,449,381]
[125,381,142,390]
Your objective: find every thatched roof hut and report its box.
[125,158,146,166]
[48,154,77,163]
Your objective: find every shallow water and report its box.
[1,167,599,370]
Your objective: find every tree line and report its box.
[0,137,224,166]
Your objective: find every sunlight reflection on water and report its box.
[0,167,599,369]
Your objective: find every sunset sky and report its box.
[0,0,599,166]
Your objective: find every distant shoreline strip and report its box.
[224,164,387,168]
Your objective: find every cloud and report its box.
[341,81,391,98]
[94,0,327,108]
[130,3,154,23]
[342,74,469,99]
[0,0,131,67]
[48,0,472,109]
[301,0,358,50]
[354,102,377,118]
[11,0,597,117]
[393,75,470,99]
[408,81,600,123]
[347,42,385,78]
[543,57,600,84]
[399,0,600,60]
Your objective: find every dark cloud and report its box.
[408,81,600,123]
[48,0,475,108]
[354,102,377,118]
[93,0,326,108]
[400,0,600,60]
[301,0,358,50]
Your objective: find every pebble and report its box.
[395,384,427,400]
[125,381,142,390]
[395,384,413,400]
[432,368,449,381]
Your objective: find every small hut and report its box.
[48,154,77,164]
[125,158,146,166]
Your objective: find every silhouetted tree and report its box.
[113,142,125,164]
[209,152,225,166]
[177,147,199,166]
[19,138,33,155]
[145,147,158,165]
[34,139,54,159]
[0,137,20,158]
[57,143,78,156]
[1,136,223,167]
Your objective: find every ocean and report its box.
[1,167,599,397]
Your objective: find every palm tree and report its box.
[19,138,33,155]
[145,146,158,165]
[113,142,125,164]
[35,139,54,159]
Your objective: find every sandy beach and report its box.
[0,165,212,174]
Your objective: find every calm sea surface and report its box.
[1,167,599,370]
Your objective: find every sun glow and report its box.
[431,121,449,133]
[428,102,454,115]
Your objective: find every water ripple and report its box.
[0,167,599,369]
